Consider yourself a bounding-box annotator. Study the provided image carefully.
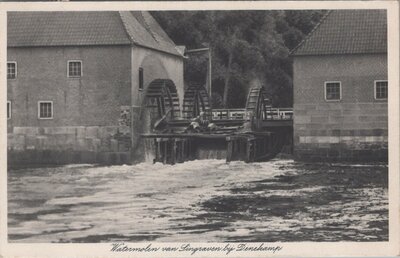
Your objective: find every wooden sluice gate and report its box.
[153,137,194,164]
[226,132,274,163]
[142,83,292,164]
[143,131,278,164]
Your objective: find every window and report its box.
[68,60,82,78]
[38,101,53,119]
[139,67,144,90]
[7,101,11,119]
[7,62,17,79]
[325,81,341,101]
[375,80,388,100]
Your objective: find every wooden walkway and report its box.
[142,107,293,164]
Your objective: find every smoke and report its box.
[249,77,263,88]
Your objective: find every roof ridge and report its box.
[118,11,136,45]
[136,11,160,43]
[117,11,182,57]
[289,10,332,56]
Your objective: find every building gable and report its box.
[119,11,181,56]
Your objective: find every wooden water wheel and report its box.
[182,84,210,119]
[245,86,271,130]
[144,79,181,120]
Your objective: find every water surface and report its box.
[8,159,388,242]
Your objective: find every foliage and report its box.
[152,10,326,108]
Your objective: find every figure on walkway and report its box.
[185,111,217,133]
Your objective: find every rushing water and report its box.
[8,159,388,243]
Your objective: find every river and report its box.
[8,159,388,243]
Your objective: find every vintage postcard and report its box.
[0,1,399,257]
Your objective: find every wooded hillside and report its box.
[152,10,326,108]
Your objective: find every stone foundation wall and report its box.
[295,139,387,162]
[293,102,388,162]
[8,125,131,167]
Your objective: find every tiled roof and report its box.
[120,11,181,56]
[8,11,182,57]
[291,10,387,56]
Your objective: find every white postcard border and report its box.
[0,1,398,257]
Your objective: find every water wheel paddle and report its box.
[245,86,271,130]
[182,83,210,119]
[144,79,181,121]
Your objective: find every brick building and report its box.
[291,9,388,161]
[7,11,184,165]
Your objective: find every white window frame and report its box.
[324,81,342,102]
[67,60,82,78]
[38,101,54,120]
[7,101,11,120]
[7,61,17,80]
[374,80,388,100]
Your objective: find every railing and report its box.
[211,109,249,121]
[210,108,293,121]
[263,108,293,120]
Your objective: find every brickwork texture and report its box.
[7,45,184,165]
[293,54,388,161]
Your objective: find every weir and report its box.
[141,80,293,164]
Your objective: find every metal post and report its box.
[186,47,212,98]
[208,49,212,99]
